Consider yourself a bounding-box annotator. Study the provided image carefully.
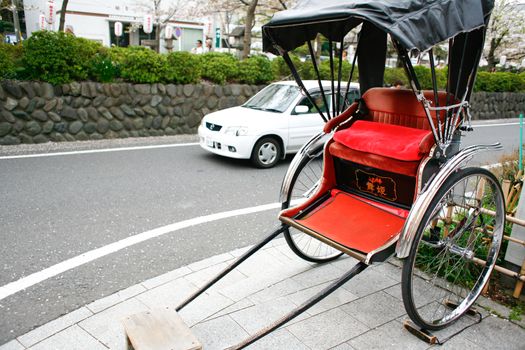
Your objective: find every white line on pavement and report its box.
[0,201,281,301]
[472,122,520,128]
[0,142,199,160]
[0,121,520,160]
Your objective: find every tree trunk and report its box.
[315,34,322,65]
[242,0,258,59]
[11,0,22,41]
[487,38,497,70]
[155,24,161,53]
[58,0,69,32]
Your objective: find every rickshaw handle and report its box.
[175,225,286,312]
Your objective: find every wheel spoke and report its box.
[402,168,504,330]
[284,147,342,262]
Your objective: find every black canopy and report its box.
[262,0,494,54]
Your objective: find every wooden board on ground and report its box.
[123,307,202,350]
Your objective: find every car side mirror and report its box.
[294,105,309,114]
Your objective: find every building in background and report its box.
[23,0,205,53]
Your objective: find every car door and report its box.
[286,92,330,151]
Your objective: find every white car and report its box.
[198,81,360,168]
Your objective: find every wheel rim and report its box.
[406,171,504,328]
[286,151,342,261]
[258,142,278,165]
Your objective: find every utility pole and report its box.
[11,0,22,42]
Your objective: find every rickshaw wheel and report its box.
[401,167,504,330]
[282,146,343,263]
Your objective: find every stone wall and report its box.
[0,80,523,145]
[470,92,525,120]
[0,81,263,145]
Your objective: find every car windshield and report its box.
[243,84,300,113]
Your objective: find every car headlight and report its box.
[224,126,249,136]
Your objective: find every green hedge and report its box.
[0,40,22,79]
[383,67,525,92]
[166,51,202,84]
[474,71,525,92]
[119,46,167,84]
[238,55,273,84]
[89,49,119,83]
[21,31,101,84]
[384,67,409,87]
[270,56,360,83]
[2,31,524,91]
[200,52,239,84]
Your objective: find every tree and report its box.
[203,0,295,58]
[136,0,199,53]
[485,0,525,69]
[241,0,258,58]
[240,0,295,58]
[1,0,22,40]
[58,0,69,32]
[208,0,239,52]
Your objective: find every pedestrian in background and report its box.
[191,40,204,54]
[65,25,75,36]
[205,38,213,52]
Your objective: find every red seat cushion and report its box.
[328,142,420,177]
[333,120,434,162]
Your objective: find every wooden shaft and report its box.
[471,256,525,282]
[473,226,525,246]
[477,207,525,227]
[502,179,511,206]
[513,258,525,298]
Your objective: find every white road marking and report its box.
[0,121,519,160]
[0,201,281,301]
[0,142,199,160]
[472,122,520,128]
[0,120,518,298]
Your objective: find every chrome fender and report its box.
[395,143,503,258]
[279,132,329,206]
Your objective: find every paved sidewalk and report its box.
[1,238,524,350]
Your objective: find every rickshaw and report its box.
[175,0,505,348]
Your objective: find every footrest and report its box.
[281,190,407,260]
[123,307,202,350]
[403,320,438,344]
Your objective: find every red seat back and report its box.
[361,88,451,131]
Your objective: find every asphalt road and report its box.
[0,119,521,344]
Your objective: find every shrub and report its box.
[89,50,119,83]
[271,55,301,80]
[317,59,355,81]
[22,31,101,84]
[384,67,409,87]
[119,46,168,83]
[238,55,274,84]
[200,52,239,84]
[0,41,22,79]
[474,72,525,92]
[165,51,202,84]
[108,46,129,66]
[412,65,447,90]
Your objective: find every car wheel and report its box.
[251,137,281,168]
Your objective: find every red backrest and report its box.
[361,88,452,131]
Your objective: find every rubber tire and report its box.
[251,137,281,168]
[401,167,504,330]
[282,145,343,263]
